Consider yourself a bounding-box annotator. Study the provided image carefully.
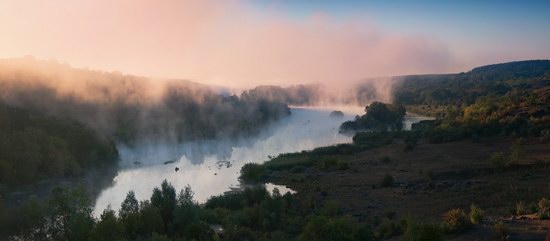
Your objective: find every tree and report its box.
[47,186,95,241]
[94,206,124,241]
[139,200,165,236]
[119,191,140,239]
[151,180,177,233]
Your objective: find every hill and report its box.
[392,60,550,106]
[0,57,291,145]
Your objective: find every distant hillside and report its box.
[245,60,550,107]
[393,60,550,106]
[391,60,550,142]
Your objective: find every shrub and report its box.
[404,220,443,241]
[239,163,266,183]
[290,165,306,173]
[376,218,404,239]
[469,204,484,224]
[320,201,341,217]
[442,208,470,233]
[541,129,550,142]
[515,201,525,216]
[381,156,391,163]
[300,216,356,241]
[510,138,525,164]
[320,158,349,171]
[538,197,550,219]
[380,174,394,188]
[488,152,508,169]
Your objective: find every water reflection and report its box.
[93,106,426,215]
[94,107,357,215]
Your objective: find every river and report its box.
[93,106,425,215]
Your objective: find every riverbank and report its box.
[260,137,550,240]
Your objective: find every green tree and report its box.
[94,206,124,241]
[119,191,140,239]
[47,186,95,241]
[151,180,177,233]
[139,200,165,236]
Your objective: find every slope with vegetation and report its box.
[0,102,119,189]
[237,60,550,240]
[0,57,291,145]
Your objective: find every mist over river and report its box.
[93,106,423,215]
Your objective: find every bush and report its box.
[442,208,470,233]
[320,201,341,217]
[469,204,484,224]
[239,163,266,183]
[541,129,550,142]
[404,220,443,241]
[488,152,508,169]
[515,201,526,216]
[320,158,349,171]
[300,216,357,241]
[376,218,404,239]
[538,197,550,219]
[290,166,306,173]
[380,174,394,188]
[510,138,525,164]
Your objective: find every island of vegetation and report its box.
[339,102,406,133]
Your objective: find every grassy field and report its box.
[263,137,550,240]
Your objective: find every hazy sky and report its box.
[1,0,549,88]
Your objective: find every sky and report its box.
[1,0,549,88]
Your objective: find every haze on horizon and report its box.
[1,0,549,89]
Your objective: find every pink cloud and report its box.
[0,0,456,88]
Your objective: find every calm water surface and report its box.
[93,106,424,215]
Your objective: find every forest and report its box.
[0,58,291,145]
[0,102,118,187]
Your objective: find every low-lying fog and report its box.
[93,106,424,215]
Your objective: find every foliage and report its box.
[0,58,291,145]
[300,216,372,241]
[376,218,404,239]
[488,152,508,169]
[469,204,484,224]
[0,103,119,187]
[320,158,349,171]
[404,220,443,241]
[393,60,550,106]
[515,201,526,216]
[537,197,550,219]
[442,208,471,233]
[340,102,406,133]
[239,163,267,183]
[394,61,550,143]
[510,138,525,164]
